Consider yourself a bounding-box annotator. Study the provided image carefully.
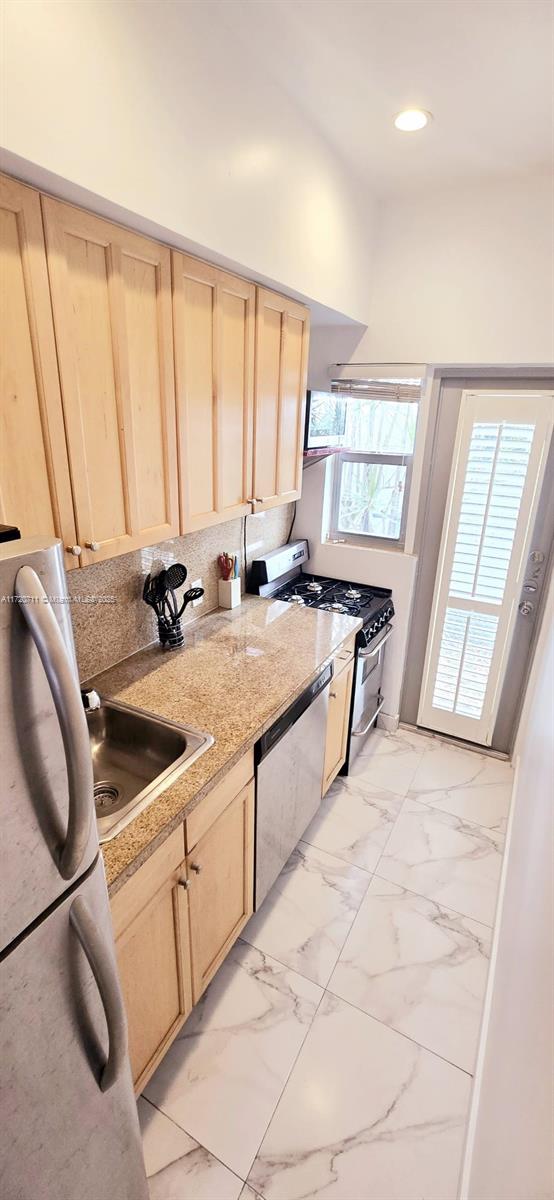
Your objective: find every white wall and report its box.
[461,572,554,1200]
[363,174,554,365]
[295,458,418,724]
[0,0,373,323]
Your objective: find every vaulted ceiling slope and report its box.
[220,0,554,194]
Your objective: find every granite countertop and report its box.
[90,596,361,895]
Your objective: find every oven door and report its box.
[349,623,393,765]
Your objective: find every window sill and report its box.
[325,535,413,557]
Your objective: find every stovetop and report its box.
[273,572,394,641]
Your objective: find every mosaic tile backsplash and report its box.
[69,505,294,681]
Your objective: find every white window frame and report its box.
[329,450,414,549]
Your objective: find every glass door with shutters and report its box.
[418,390,553,746]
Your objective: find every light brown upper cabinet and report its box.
[0,176,78,568]
[42,198,179,566]
[172,253,255,531]
[252,289,310,512]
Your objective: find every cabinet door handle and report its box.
[330,691,337,699]
[177,876,190,889]
[190,862,202,874]
[66,544,82,557]
[85,541,100,552]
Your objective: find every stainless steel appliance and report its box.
[255,663,332,908]
[0,537,148,1200]
[248,539,394,772]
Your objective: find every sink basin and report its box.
[87,698,214,843]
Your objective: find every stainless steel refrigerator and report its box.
[0,536,148,1200]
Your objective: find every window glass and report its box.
[337,461,408,540]
[344,398,417,454]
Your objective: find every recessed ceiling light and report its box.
[394,109,432,132]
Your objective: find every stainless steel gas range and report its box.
[248,540,395,771]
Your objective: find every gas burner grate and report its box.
[321,600,362,616]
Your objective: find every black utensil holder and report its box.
[157,617,184,650]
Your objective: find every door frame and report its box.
[417,387,554,746]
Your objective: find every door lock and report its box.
[518,600,534,617]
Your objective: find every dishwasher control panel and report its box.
[256,662,333,762]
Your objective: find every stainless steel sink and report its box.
[86,698,214,843]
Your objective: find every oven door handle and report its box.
[351,696,386,738]
[358,623,393,659]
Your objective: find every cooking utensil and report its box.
[143,573,166,619]
[176,586,204,617]
[165,563,187,591]
[164,562,187,620]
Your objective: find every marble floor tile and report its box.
[377,798,504,926]
[329,877,491,1072]
[408,739,513,832]
[350,728,428,797]
[248,992,471,1200]
[302,775,403,872]
[138,1097,243,1200]
[239,1188,262,1200]
[242,841,370,986]
[144,940,322,1180]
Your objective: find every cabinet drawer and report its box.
[185,751,254,851]
[332,638,355,680]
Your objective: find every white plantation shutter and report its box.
[419,391,553,744]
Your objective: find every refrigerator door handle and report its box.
[15,565,93,879]
[70,894,128,1092]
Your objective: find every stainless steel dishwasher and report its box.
[254,662,332,908]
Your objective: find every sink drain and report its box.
[94,781,122,813]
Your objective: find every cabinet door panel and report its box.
[117,886,180,1084]
[114,869,192,1093]
[173,253,254,531]
[254,303,281,502]
[219,286,251,510]
[187,780,254,1001]
[64,232,128,543]
[42,197,178,564]
[180,272,216,521]
[278,314,305,496]
[122,251,172,532]
[253,289,309,511]
[323,659,354,796]
[0,175,77,565]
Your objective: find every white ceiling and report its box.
[220,0,554,195]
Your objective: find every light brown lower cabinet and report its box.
[186,779,254,1003]
[322,649,355,796]
[110,755,254,1093]
[110,828,192,1094]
